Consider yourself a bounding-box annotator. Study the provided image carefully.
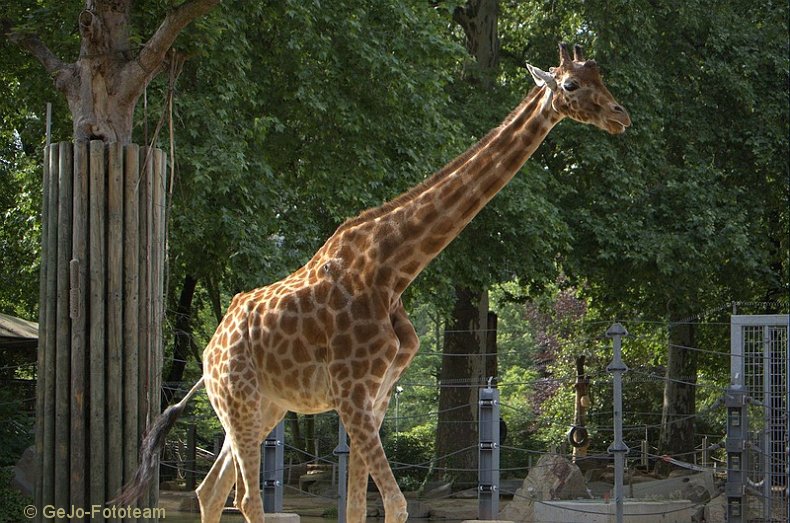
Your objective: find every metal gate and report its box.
[729,314,789,522]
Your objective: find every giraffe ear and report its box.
[527,63,558,92]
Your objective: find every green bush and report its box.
[0,468,32,523]
[383,422,435,488]
[0,388,34,467]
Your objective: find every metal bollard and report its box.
[262,421,285,513]
[724,386,748,523]
[606,323,629,523]
[478,379,500,519]
[334,419,350,523]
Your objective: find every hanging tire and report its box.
[567,425,590,448]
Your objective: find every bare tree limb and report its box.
[6,28,67,76]
[135,0,220,76]
[5,24,78,97]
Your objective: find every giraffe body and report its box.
[117,43,629,523]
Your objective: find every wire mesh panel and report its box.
[731,315,789,523]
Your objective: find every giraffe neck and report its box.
[316,86,562,299]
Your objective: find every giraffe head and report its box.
[527,43,631,134]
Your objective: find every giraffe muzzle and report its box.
[607,104,631,134]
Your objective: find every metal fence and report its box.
[727,315,789,523]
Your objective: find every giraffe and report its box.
[116,43,630,522]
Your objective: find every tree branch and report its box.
[5,22,77,96]
[136,0,220,76]
[5,26,67,76]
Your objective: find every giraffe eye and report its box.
[563,80,580,92]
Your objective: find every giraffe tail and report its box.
[112,376,206,505]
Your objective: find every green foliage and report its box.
[383,422,435,488]
[151,0,466,297]
[0,467,32,523]
[1,0,787,477]
[0,387,34,467]
[540,1,786,317]
[0,135,40,317]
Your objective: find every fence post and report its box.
[606,323,629,523]
[186,423,197,490]
[262,420,285,513]
[701,436,708,468]
[214,433,224,456]
[478,379,500,520]
[334,419,350,523]
[724,385,748,523]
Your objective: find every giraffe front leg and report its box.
[346,447,370,522]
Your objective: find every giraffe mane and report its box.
[335,86,546,233]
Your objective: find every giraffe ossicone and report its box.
[116,42,629,523]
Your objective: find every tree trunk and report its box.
[285,412,306,456]
[70,3,137,142]
[7,0,220,143]
[434,286,489,485]
[431,0,501,487]
[453,0,500,84]
[162,274,198,408]
[305,414,316,462]
[657,320,697,475]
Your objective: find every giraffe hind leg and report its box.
[231,435,264,523]
[225,400,288,523]
[196,436,236,523]
[345,304,420,522]
[344,308,418,523]
[233,453,245,511]
[346,390,399,522]
[340,406,408,523]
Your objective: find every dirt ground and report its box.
[159,489,488,521]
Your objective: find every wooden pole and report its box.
[186,423,197,491]
[41,143,59,515]
[35,145,52,523]
[107,142,124,522]
[122,143,140,521]
[151,148,167,508]
[571,355,591,462]
[70,140,89,512]
[89,139,107,523]
[54,141,73,523]
[138,146,153,512]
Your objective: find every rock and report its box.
[12,446,36,497]
[421,480,453,499]
[629,471,715,503]
[407,500,431,519]
[703,493,765,523]
[499,453,590,523]
[298,467,335,497]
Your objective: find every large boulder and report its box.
[703,493,766,523]
[629,471,715,503]
[12,446,36,497]
[499,453,590,522]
